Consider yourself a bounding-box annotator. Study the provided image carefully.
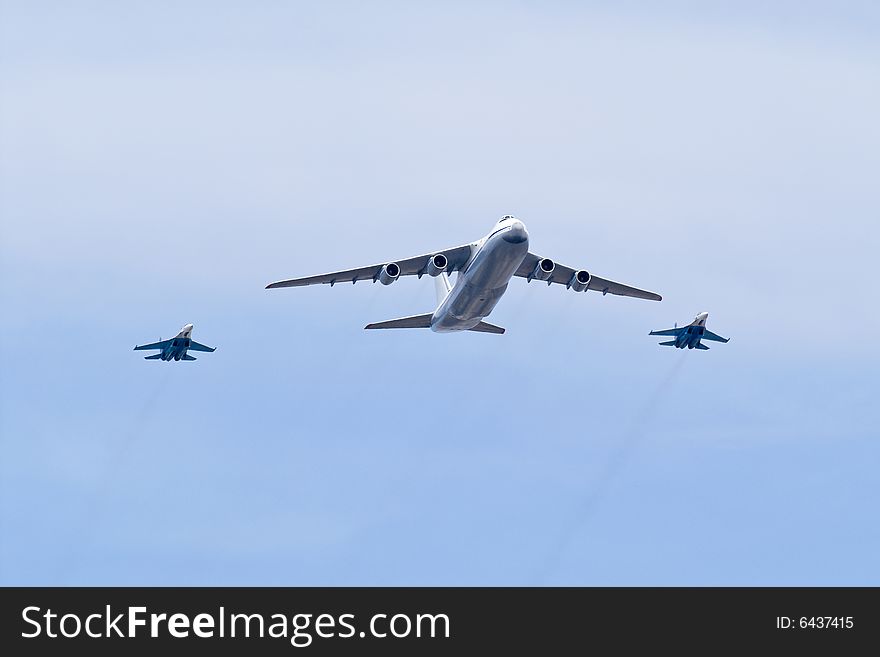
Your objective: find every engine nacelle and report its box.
[378,262,401,285]
[426,253,448,277]
[568,269,591,292]
[531,258,555,281]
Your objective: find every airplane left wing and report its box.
[649,327,683,337]
[514,253,662,301]
[266,244,475,289]
[134,339,172,351]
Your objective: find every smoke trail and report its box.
[533,352,688,584]
[55,366,173,583]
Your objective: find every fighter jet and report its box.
[134,323,215,361]
[266,215,661,334]
[649,312,729,350]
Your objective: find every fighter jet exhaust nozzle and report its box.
[568,270,591,292]
[378,262,401,285]
[532,258,555,281]
[426,253,448,277]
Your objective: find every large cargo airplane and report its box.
[266,215,661,334]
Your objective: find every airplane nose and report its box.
[502,220,528,244]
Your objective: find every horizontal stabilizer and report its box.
[695,343,710,350]
[182,354,197,360]
[365,313,433,330]
[659,340,677,347]
[144,353,162,360]
[468,321,505,335]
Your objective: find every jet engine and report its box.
[378,262,401,285]
[531,258,555,281]
[426,253,448,277]
[568,269,591,292]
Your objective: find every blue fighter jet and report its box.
[650,312,729,350]
[134,323,215,361]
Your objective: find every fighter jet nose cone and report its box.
[502,221,528,244]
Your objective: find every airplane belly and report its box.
[432,233,526,331]
[466,236,528,289]
[446,282,507,324]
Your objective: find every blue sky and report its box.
[1,1,878,585]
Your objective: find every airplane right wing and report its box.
[266,244,475,289]
[649,327,683,337]
[134,339,172,351]
[188,341,216,352]
[513,253,662,301]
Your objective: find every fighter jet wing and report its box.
[266,244,475,289]
[514,253,662,301]
[702,330,729,343]
[188,341,216,352]
[649,327,684,337]
[134,339,172,351]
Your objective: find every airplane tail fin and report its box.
[695,343,710,350]
[144,353,162,360]
[468,320,505,335]
[659,340,677,347]
[182,354,197,360]
[365,314,434,330]
[434,272,452,305]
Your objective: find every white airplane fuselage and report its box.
[430,219,529,332]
